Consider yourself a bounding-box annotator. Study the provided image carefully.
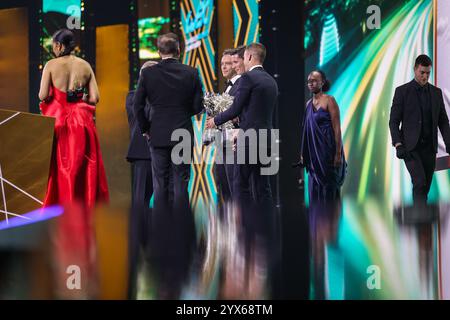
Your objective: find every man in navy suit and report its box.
[206,43,279,208]
[228,45,258,200]
[207,44,280,299]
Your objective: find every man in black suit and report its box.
[206,43,279,208]
[389,54,450,204]
[134,33,203,214]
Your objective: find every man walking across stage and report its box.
[389,54,450,204]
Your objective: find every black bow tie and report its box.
[226,80,233,87]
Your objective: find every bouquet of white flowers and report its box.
[203,92,235,145]
[203,92,235,129]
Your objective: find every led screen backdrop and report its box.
[41,0,83,65]
[180,0,218,212]
[232,0,260,47]
[304,0,450,205]
[138,16,170,61]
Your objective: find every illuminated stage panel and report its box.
[180,0,218,210]
[95,24,130,208]
[0,8,29,112]
[232,0,260,47]
[0,109,54,224]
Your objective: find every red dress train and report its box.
[40,86,109,207]
[40,86,109,298]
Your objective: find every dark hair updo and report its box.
[312,69,331,92]
[53,29,76,57]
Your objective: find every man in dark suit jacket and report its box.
[134,33,203,214]
[126,91,152,163]
[206,43,278,208]
[389,54,450,204]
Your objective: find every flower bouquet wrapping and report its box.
[202,92,235,145]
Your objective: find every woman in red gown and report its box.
[38,29,109,297]
[39,29,109,207]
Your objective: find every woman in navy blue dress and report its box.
[300,70,346,202]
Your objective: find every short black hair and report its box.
[246,43,266,63]
[157,33,180,56]
[222,48,235,57]
[233,45,246,59]
[415,54,432,68]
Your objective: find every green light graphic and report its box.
[138,17,170,60]
[320,14,340,66]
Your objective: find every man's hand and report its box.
[231,129,239,151]
[142,132,150,141]
[395,144,410,160]
[206,117,216,129]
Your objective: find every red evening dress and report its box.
[40,86,109,207]
[40,86,109,297]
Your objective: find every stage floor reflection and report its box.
[1,197,450,300]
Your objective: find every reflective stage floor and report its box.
[0,197,449,300]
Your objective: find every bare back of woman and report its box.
[39,55,99,105]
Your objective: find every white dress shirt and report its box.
[225,74,241,94]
